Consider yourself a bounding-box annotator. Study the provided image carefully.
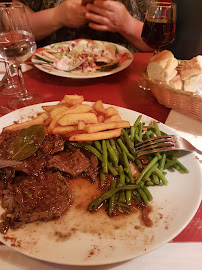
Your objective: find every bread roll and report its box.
[184,74,202,92]
[169,74,183,90]
[180,55,202,80]
[147,50,178,83]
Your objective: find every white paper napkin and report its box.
[165,110,202,162]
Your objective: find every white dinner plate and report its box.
[0,102,201,266]
[31,40,133,79]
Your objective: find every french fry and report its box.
[40,112,50,120]
[78,120,86,130]
[49,105,68,119]
[85,121,130,133]
[106,107,118,117]
[69,128,122,141]
[58,112,98,126]
[3,115,45,131]
[52,126,76,134]
[93,100,107,115]
[97,114,105,123]
[104,115,122,122]
[44,117,52,126]
[47,104,92,133]
[63,94,84,106]
[42,104,66,112]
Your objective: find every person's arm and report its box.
[15,0,87,41]
[85,1,152,52]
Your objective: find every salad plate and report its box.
[0,102,201,266]
[31,40,133,79]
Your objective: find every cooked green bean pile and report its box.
[72,116,189,216]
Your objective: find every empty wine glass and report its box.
[137,1,176,90]
[0,3,43,110]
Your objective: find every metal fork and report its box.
[135,135,202,156]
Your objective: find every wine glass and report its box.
[137,1,176,89]
[0,3,43,110]
[141,1,176,54]
[0,61,19,95]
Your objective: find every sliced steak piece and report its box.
[0,171,73,233]
[40,134,65,155]
[47,149,90,177]
[86,155,99,181]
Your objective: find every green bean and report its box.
[134,134,143,143]
[122,151,134,183]
[126,190,132,205]
[118,165,126,203]
[154,168,168,185]
[159,153,166,171]
[155,152,162,160]
[102,140,108,174]
[137,188,149,205]
[173,158,189,173]
[136,156,159,184]
[76,142,118,176]
[130,126,135,143]
[94,140,102,152]
[122,128,135,156]
[133,115,142,128]
[152,173,160,185]
[108,179,117,216]
[142,186,153,201]
[106,140,118,168]
[134,157,144,171]
[88,184,140,212]
[125,175,131,184]
[143,162,159,180]
[132,190,142,202]
[117,138,135,161]
[99,168,106,181]
[109,138,119,160]
[143,131,151,140]
[153,121,161,136]
[145,180,154,186]
[138,122,143,139]
[164,158,177,169]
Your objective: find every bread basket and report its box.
[142,61,202,121]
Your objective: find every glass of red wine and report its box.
[138,1,176,89]
[141,1,176,54]
[0,3,43,112]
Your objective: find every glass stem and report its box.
[5,61,15,86]
[14,64,30,100]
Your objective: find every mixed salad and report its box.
[34,39,131,74]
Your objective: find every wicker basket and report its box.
[143,65,202,121]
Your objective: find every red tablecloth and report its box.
[0,53,201,243]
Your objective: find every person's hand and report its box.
[85,0,132,34]
[55,0,88,28]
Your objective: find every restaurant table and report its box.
[0,53,201,270]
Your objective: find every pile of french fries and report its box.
[4,95,130,141]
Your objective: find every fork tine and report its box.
[135,137,173,150]
[136,135,172,147]
[135,135,175,157]
[136,141,174,152]
[136,146,176,157]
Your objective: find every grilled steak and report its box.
[0,171,73,233]
[0,130,99,233]
[47,150,90,177]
